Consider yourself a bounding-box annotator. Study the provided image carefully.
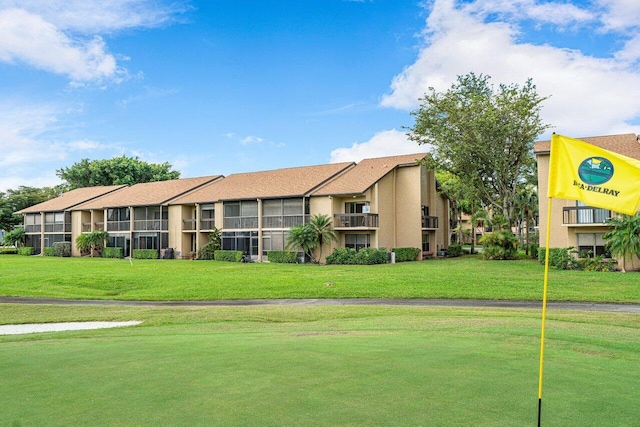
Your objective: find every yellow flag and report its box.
[548,134,640,215]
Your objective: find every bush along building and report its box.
[17,154,450,262]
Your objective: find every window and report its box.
[422,234,430,252]
[577,233,609,258]
[345,234,370,251]
[262,198,305,229]
[223,201,258,229]
[345,202,370,214]
[107,208,130,222]
[200,204,215,230]
[263,230,287,255]
[222,231,258,255]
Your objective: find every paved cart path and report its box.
[1,296,640,313]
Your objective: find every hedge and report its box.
[392,247,420,262]
[103,247,124,259]
[214,250,243,262]
[0,247,18,255]
[197,242,216,260]
[43,247,56,256]
[53,242,72,257]
[267,251,298,263]
[447,243,463,257]
[326,247,388,265]
[18,247,34,256]
[132,249,158,259]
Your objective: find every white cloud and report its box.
[330,129,428,163]
[0,8,122,83]
[0,0,188,34]
[0,101,117,192]
[595,0,640,32]
[380,0,640,138]
[240,136,265,145]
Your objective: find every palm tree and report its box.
[603,213,640,272]
[307,214,338,263]
[3,227,25,247]
[286,224,316,262]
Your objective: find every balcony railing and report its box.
[200,218,216,231]
[107,221,130,231]
[133,220,168,231]
[25,225,41,233]
[182,219,197,231]
[223,217,259,229]
[422,216,439,229]
[44,223,70,233]
[563,206,612,225]
[94,222,104,230]
[333,213,379,228]
[262,215,308,229]
[82,222,92,233]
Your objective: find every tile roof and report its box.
[312,153,427,196]
[534,133,640,160]
[16,185,127,214]
[170,163,354,204]
[74,176,222,209]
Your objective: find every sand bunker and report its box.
[0,321,141,335]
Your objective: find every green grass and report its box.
[0,304,638,426]
[1,255,639,302]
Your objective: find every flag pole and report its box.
[537,195,553,427]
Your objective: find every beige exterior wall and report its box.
[167,205,185,256]
[71,211,84,256]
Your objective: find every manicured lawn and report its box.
[1,304,638,426]
[1,255,639,302]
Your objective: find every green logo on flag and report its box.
[578,157,614,185]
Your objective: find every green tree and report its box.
[56,156,180,189]
[286,224,317,262]
[76,230,109,257]
[3,227,25,247]
[603,213,640,273]
[0,186,62,231]
[285,215,338,264]
[307,214,338,262]
[409,73,550,227]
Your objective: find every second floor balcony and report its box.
[262,215,308,229]
[134,219,168,231]
[25,224,41,233]
[333,213,379,229]
[563,206,612,225]
[422,216,439,229]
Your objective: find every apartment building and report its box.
[18,154,450,261]
[535,133,640,257]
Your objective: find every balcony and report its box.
[333,213,379,228]
[25,225,41,233]
[82,222,92,233]
[107,221,130,232]
[44,223,70,233]
[200,218,216,231]
[223,217,259,230]
[183,219,197,231]
[94,222,105,230]
[133,220,168,231]
[262,215,308,229]
[422,216,439,229]
[563,206,612,225]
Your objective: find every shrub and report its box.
[214,250,243,262]
[103,247,123,259]
[537,247,574,269]
[133,249,158,259]
[447,243,463,257]
[0,247,18,255]
[392,247,420,262]
[197,242,217,260]
[575,255,616,272]
[18,247,34,256]
[53,242,71,257]
[526,242,539,259]
[479,231,519,260]
[326,247,388,265]
[43,247,56,256]
[267,251,298,263]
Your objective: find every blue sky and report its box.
[2,0,640,192]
